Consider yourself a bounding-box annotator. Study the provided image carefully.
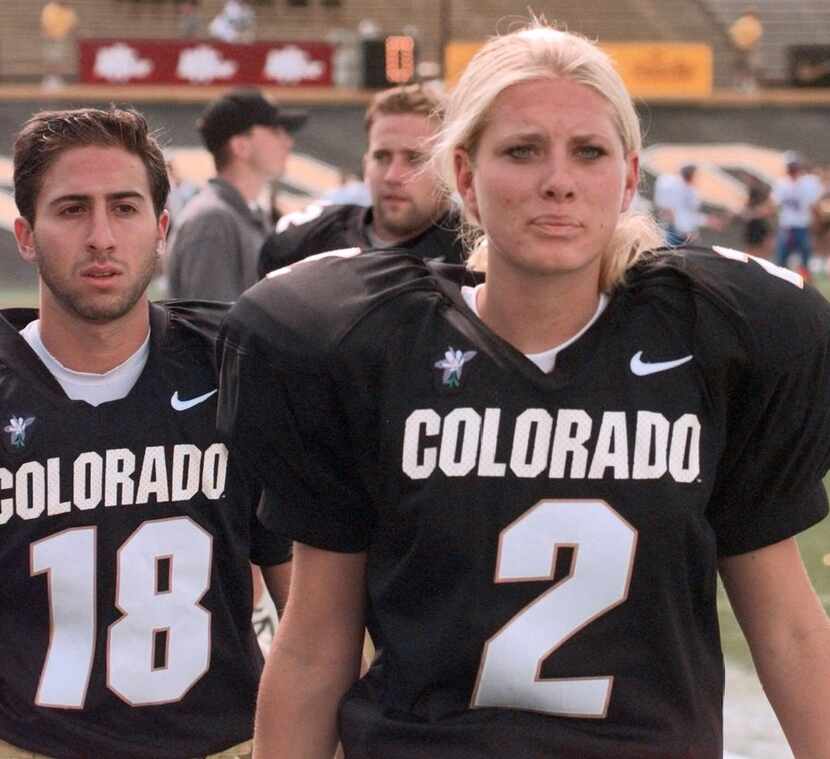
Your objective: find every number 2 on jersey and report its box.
[471,500,637,718]
[30,517,212,709]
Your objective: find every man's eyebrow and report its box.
[48,191,147,206]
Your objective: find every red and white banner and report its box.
[78,39,333,86]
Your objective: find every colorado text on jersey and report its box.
[403,408,700,483]
[0,443,228,522]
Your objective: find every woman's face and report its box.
[455,78,638,284]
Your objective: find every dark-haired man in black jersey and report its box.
[0,106,290,759]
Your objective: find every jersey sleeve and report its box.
[703,267,830,555]
[257,205,329,279]
[163,300,296,564]
[217,276,376,553]
[258,229,298,280]
[249,501,293,566]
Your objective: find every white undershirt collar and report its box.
[20,319,150,406]
[460,284,608,373]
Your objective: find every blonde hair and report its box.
[432,21,664,291]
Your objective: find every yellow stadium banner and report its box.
[444,41,713,98]
[444,42,485,88]
[603,43,712,98]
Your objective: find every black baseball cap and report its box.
[198,88,308,154]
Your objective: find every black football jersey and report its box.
[257,203,465,279]
[218,247,830,759]
[0,302,291,759]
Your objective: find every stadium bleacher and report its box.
[704,0,830,84]
[1,0,829,95]
[0,0,826,88]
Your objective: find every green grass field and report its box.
[719,500,830,668]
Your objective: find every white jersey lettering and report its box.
[0,444,229,525]
[401,409,701,483]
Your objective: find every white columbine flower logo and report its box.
[434,348,477,388]
[4,416,35,448]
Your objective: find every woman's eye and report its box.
[577,145,606,160]
[507,145,536,159]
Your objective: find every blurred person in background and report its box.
[258,83,463,278]
[166,91,304,646]
[177,0,204,39]
[740,176,775,259]
[164,154,199,233]
[40,0,78,90]
[209,0,255,44]
[812,165,830,268]
[167,89,306,300]
[773,151,823,279]
[728,7,764,92]
[654,163,722,246]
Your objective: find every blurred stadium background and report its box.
[3,2,830,756]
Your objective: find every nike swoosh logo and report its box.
[171,389,217,411]
[630,351,693,376]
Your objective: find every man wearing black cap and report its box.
[167,88,306,300]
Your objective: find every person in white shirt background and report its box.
[773,150,823,279]
[653,163,722,247]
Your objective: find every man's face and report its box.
[363,112,448,244]
[244,124,294,180]
[14,145,168,323]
